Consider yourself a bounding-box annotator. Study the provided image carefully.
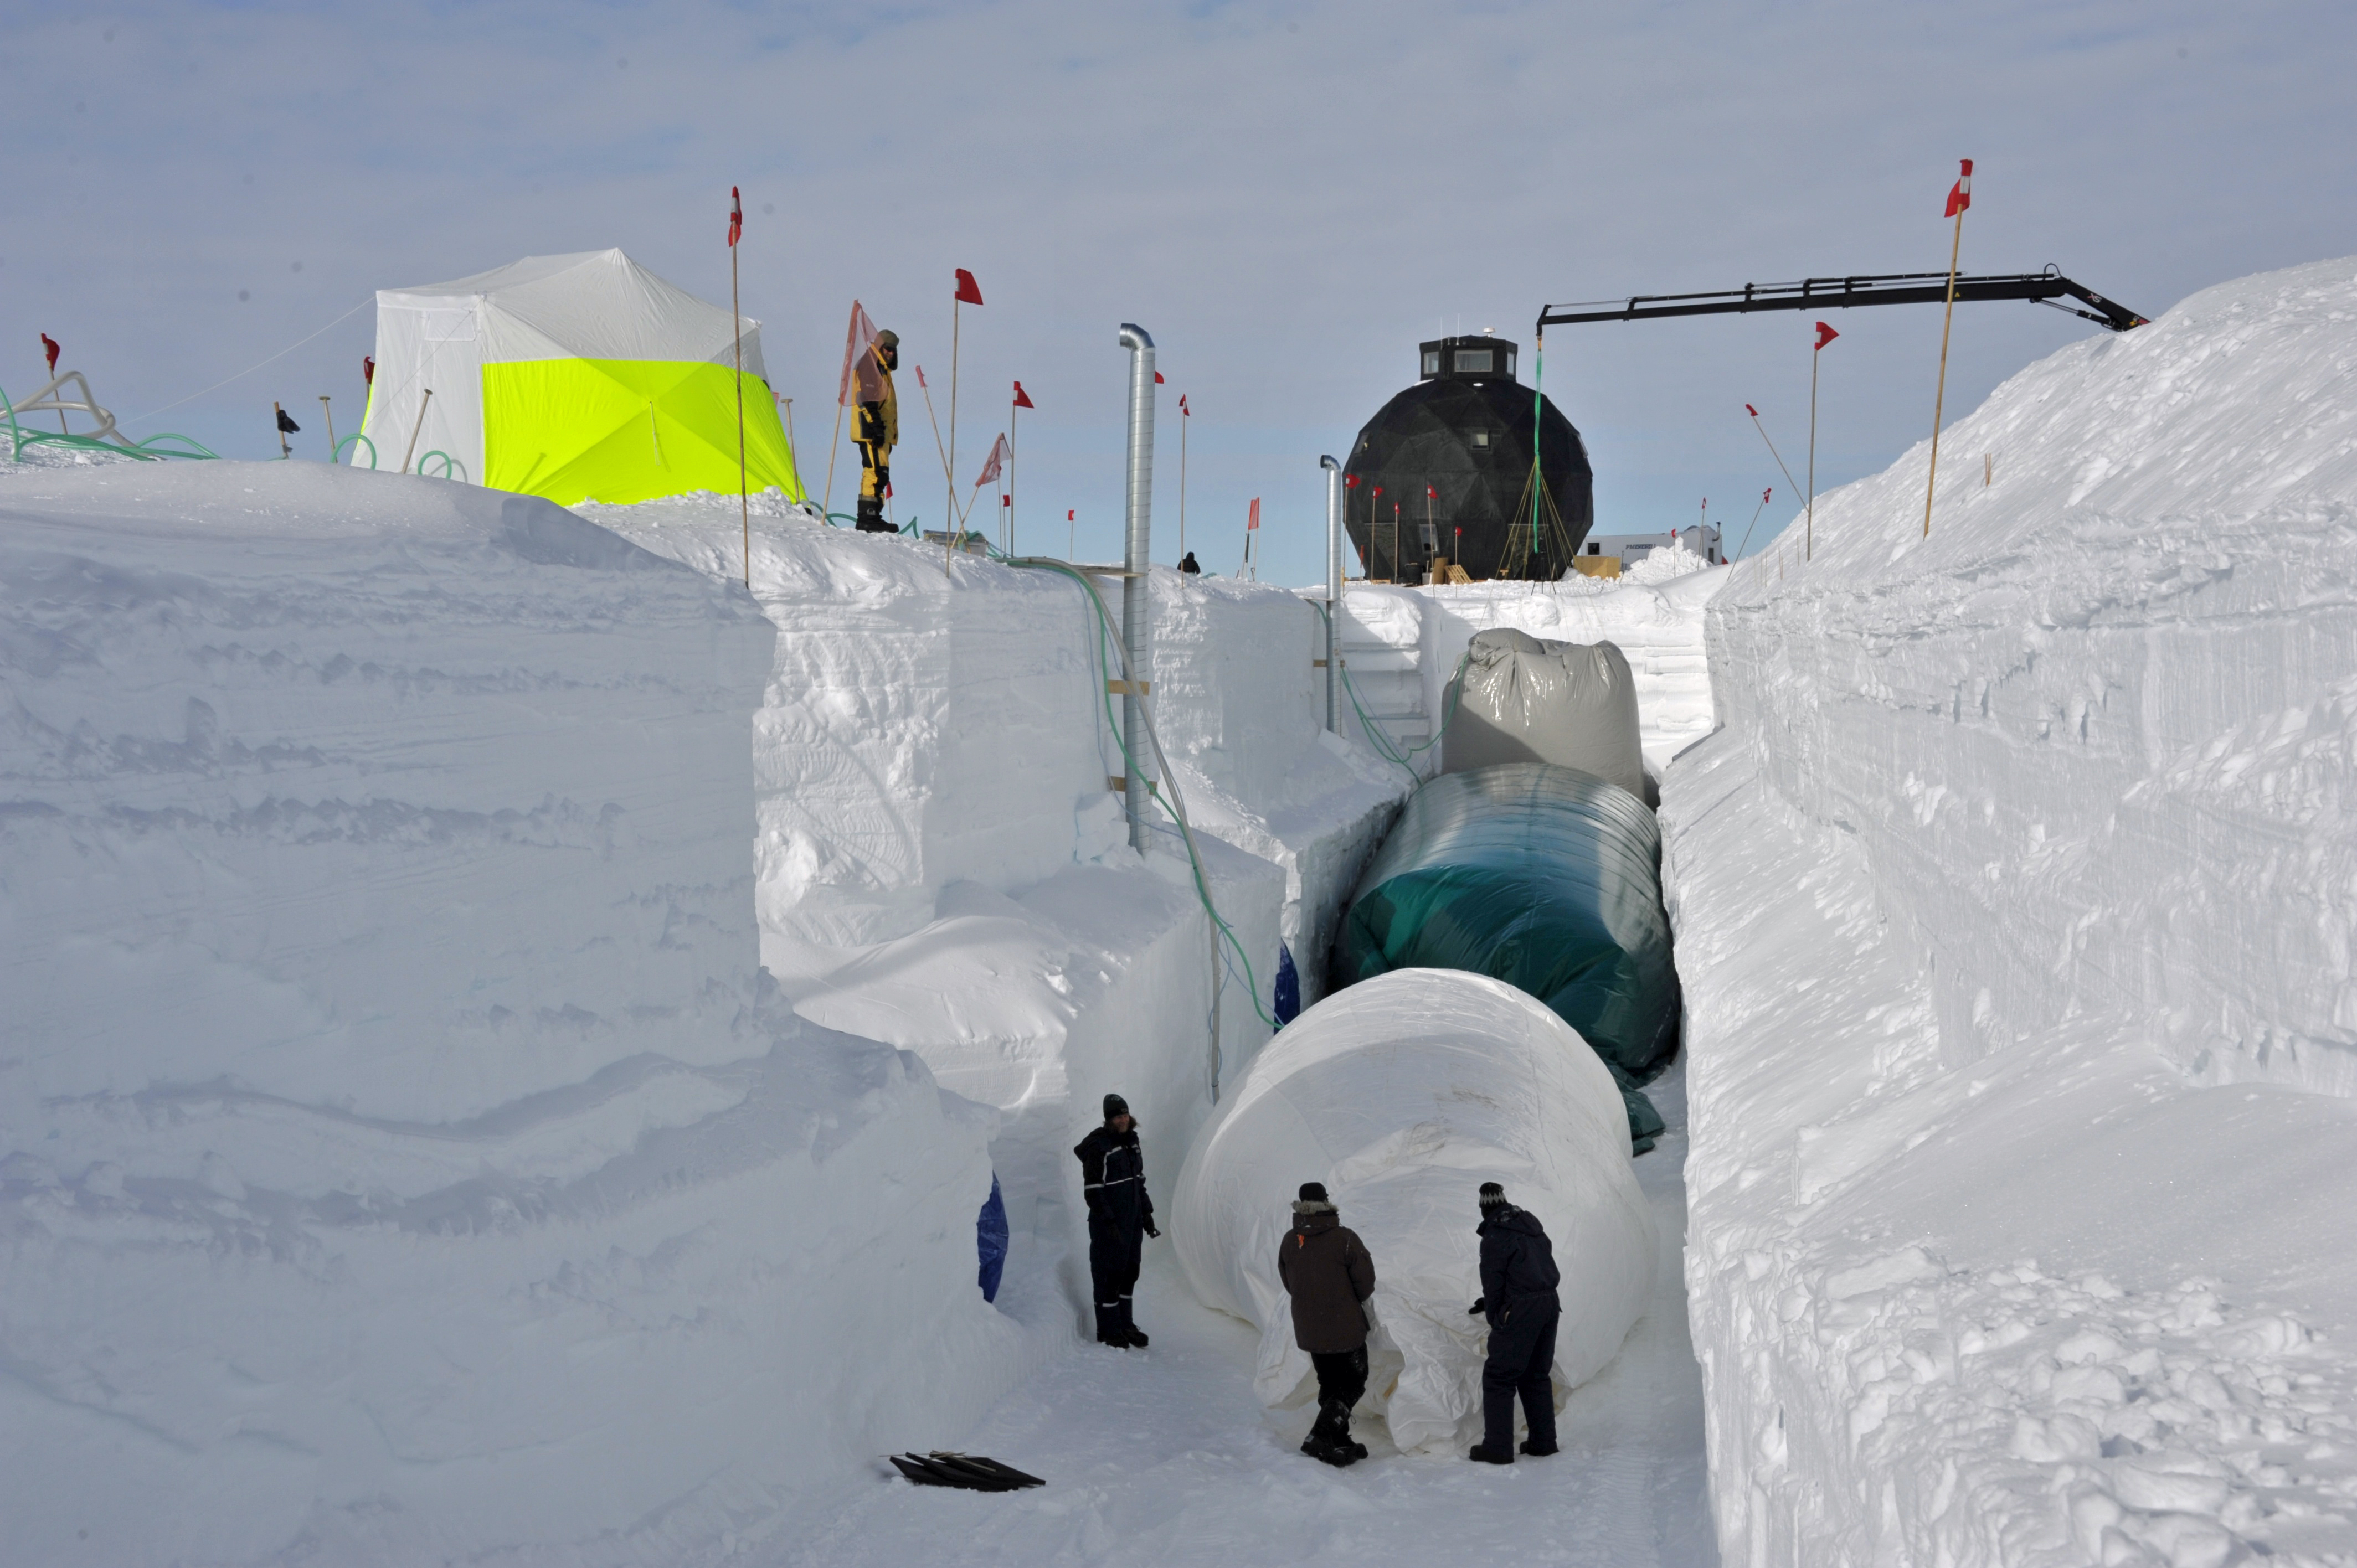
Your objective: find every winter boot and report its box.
[855,496,892,533]
[1094,1302,1128,1348]
[1117,1298,1149,1349]
[1519,1438,1559,1457]
[1300,1431,1357,1467]
[1468,1443,1514,1464]
[1321,1400,1368,1461]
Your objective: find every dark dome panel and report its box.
[1343,338,1592,581]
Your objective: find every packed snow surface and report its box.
[1666,256,2357,1566]
[1174,968,1655,1453]
[0,463,1017,1566]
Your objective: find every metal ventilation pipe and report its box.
[1320,455,1343,732]
[1118,323,1157,852]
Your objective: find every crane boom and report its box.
[1536,269,2147,334]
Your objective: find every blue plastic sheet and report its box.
[1273,943,1301,1026]
[976,1173,1009,1302]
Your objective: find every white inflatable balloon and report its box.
[1174,968,1655,1453]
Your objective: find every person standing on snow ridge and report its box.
[854,329,900,533]
[1466,1180,1562,1464]
[1179,551,1201,574]
[1277,1180,1376,1467]
[1074,1093,1158,1348]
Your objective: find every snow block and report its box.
[1173,969,1654,1453]
[1671,257,2357,1567]
[0,463,1018,1565]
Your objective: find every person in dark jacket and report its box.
[1276,1180,1376,1466]
[1073,1092,1158,1348]
[853,331,899,533]
[1179,550,1202,575]
[1466,1181,1562,1463]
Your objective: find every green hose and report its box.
[981,544,1277,1030]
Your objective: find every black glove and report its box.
[1143,1220,1161,1239]
[1468,1298,1485,1316]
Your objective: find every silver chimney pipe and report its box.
[1320,455,1343,732]
[1118,324,1157,852]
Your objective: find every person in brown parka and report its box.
[1277,1180,1377,1467]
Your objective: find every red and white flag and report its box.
[40,333,60,373]
[1944,159,1973,218]
[973,432,1011,489]
[1344,472,1358,489]
[1247,498,1260,531]
[1425,484,1437,500]
[954,269,984,305]
[1179,394,1189,416]
[728,187,742,247]
[1012,380,1034,409]
[1815,322,1839,350]
[838,301,884,406]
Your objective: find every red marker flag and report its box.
[1745,403,1758,416]
[1012,380,1034,409]
[40,333,60,373]
[728,187,742,247]
[363,354,375,385]
[1425,484,1436,499]
[1944,159,1973,218]
[973,431,1010,488]
[1248,498,1261,531]
[1179,394,1189,416]
[915,364,928,388]
[1814,321,1839,350]
[838,301,884,406]
[1154,370,1165,384]
[954,268,984,305]
[1344,473,1359,489]
[1067,509,1075,521]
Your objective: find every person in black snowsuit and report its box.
[1074,1092,1158,1348]
[1179,551,1201,575]
[1466,1181,1562,1463]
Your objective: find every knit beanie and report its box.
[1479,1182,1507,1209]
[1103,1092,1129,1121]
[1299,1181,1329,1203]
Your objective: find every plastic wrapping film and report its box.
[1335,761,1679,1151]
[1443,628,1651,806]
[1172,969,1654,1453]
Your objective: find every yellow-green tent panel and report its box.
[483,358,804,506]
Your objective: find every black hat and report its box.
[1103,1092,1129,1120]
[1298,1181,1329,1203]
[1479,1182,1507,1208]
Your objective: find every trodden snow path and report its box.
[766,1069,1715,1568]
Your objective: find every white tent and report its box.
[355,249,801,503]
[1173,968,1655,1452]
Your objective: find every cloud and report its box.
[6,0,2351,579]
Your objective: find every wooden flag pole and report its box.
[822,398,845,522]
[274,402,292,460]
[1924,164,1970,540]
[731,189,749,588]
[318,396,336,459]
[1178,399,1188,565]
[1008,393,1018,556]
[947,293,961,574]
[1807,344,1821,561]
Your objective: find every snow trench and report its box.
[1667,256,2357,1566]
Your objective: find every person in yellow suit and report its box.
[855,329,900,532]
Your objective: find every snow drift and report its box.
[0,463,1018,1566]
[1172,968,1654,1453]
[1668,256,2357,1566]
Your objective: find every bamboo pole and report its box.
[732,204,748,588]
[1808,345,1821,561]
[274,402,292,460]
[1923,194,1968,539]
[318,396,335,459]
[823,398,844,521]
[947,296,961,574]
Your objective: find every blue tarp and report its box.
[976,1173,1009,1302]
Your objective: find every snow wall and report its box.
[1172,968,1655,1454]
[1667,256,2357,1566]
[0,464,1020,1566]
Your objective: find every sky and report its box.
[6,0,2353,582]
